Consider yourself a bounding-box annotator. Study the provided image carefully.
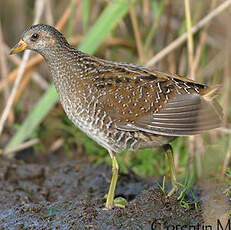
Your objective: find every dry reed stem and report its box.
[0,1,79,92]
[224,45,230,124]
[0,23,10,103]
[7,0,127,107]
[49,138,64,152]
[56,0,80,30]
[193,0,218,77]
[187,0,218,180]
[0,55,44,91]
[192,31,208,76]
[45,0,54,26]
[0,138,39,156]
[4,44,49,92]
[146,0,231,67]
[0,0,80,156]
[31,73,49,90]
[219,127,231,134]
[184,0,195,79]
[129,6,145,64]
[0,0,80,92]
[4,45,21,65]
[184,0,202,178]
[142,0,150,27]
[13,0,80,101]
[0,0,45,137]
[222,18,231,132]
[0,26,132,92]
[165,2,177,73]
[0,22,14,124]
[221,38,231,177]
[13,69,35,106]
[10,0,63,105]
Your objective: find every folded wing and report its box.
[115,93,223,136]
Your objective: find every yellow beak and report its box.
[10,39,27,55]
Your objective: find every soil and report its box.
[0,150,229,230]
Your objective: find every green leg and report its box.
[105,152,119,209]
[163,144,182,198]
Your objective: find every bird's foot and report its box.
[104,195,128,210]
[114,197,128,208]
[166,182,184,200]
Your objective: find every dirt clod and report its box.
[0,153,227,229]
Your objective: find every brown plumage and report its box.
[10,24,223,209]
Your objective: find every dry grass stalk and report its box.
[4,44,49,92]
[0,138,39,156]
[129,6,145,64]
[0,0,45,137]
[0,0,81,137]
[0,0,80,92]
[184,0,202,178]
[45,0,54,26]
[184,0,195,79]
[0,22,14,124]
[193,0,218,78]
[146,0,231,67]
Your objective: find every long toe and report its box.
[166,182,184,198]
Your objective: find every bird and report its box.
[10,24,223,209]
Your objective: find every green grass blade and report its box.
[144,0,166,51]
[79,0,137,54]
[6,86,58,151]
[6,0,137,150]
[67,0,76,39]
[82,0,90,33]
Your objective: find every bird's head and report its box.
[10,24,69,55]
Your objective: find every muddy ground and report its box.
[0,150,229,230]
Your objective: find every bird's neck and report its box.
[39,43,75,65]
[40,45,90,93]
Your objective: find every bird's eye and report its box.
[31,33,39,41]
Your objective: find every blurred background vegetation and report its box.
[0,0,230,189]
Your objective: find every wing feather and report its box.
[115,94,223,136]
